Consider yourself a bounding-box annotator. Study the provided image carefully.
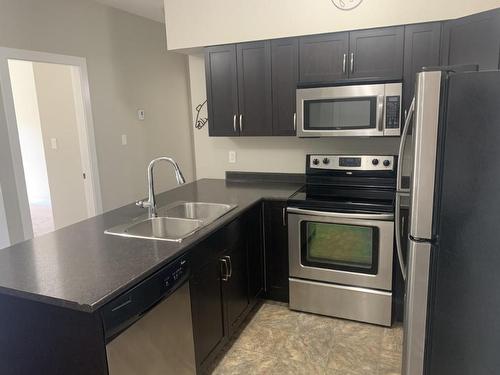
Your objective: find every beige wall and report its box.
[188,54,402,179]
[0,0,195,243]
[166,0,500,50]
[33,62,88,230]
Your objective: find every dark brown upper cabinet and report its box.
[441,8,500,70]
[298,26,404,84]
[236,41,273,136]
[349,26,404,80]
[205,42,272,136]
[205,45,239,136]
[299,32,349,83]
[271,38,299,136]
[403,22,442,114]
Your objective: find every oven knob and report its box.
[372,158,379,166]
[383,159,391,167]
[323,158,330,165]
[312,158,320,165]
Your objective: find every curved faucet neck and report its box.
[145,157,186,218]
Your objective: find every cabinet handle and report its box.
[220,258,229,282]
[282,207,287,226]
[224,255,232,279]
[342,53,347,73]
[233,114,237,133]
[293,112,297,131]
[350,53,354,74]
[239,114,243,133]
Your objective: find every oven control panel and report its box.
[309,155,395,171]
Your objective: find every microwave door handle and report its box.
[397,97,415,193]
[377,95,384,132]
[395,192,407,281]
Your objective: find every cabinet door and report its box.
[205,45,239,136]
[222,240,249,336]
[245,205,264,301]
[441,8,500,70]
[299,32,349,83]
[190,257,225,369]
[349,26,404,79]
[236,41,273,136]
[271,38,299,136]
[403,22,442,115]
[264,201,289,303]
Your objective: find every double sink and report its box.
[105,202,237,242]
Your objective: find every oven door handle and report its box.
[287,207,394,221]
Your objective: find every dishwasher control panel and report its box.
[101,257,189,341]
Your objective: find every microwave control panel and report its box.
[385,96,401,129]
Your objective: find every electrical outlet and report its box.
[138,109,145,121]
[228,151,236,163]
[121,134,128,146]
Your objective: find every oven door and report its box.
[288,207,394,291]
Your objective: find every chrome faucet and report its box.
[136,157,186,218]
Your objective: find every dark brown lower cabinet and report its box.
[190,256,226,373]
[245,205,265,302]
[190,205,263,373]
[264,200,289,303]
[221,240,249,337]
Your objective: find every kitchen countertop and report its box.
[0,179,301,313]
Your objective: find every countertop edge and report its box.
[0,179,302,313]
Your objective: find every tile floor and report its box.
[212,301,403,375]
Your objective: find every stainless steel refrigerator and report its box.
[396,68,500,375]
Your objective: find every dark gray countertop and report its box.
[0,179,301,313]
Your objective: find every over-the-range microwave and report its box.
[296,82,402,137]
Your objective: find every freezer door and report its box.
[409,71,442,240]
[402,240,432,375]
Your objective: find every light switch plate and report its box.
[121,134,127,146]
[229,151,236,163]
[50,138,58,150]
[138,109,145,121]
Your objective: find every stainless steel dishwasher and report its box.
[101,257,195,375]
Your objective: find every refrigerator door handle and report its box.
[395,192,408,280]
[397,97,415,193]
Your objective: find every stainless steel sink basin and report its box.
[105,217,203,242]
[105,202,237,242]
[158,202,237,223]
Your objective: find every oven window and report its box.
[300,221,379,274]
[303,97,377,130]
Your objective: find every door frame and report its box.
[0,184,10,249]
[0,47,103,240]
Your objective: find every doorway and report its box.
[0,48,102,241]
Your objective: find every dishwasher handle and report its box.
[102,257,189,342]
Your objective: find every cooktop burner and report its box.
[289,154,397,214]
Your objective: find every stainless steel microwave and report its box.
[296,82,402,137]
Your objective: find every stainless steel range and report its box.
[287,154,396,326]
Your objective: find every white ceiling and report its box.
[95,0,165,23]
